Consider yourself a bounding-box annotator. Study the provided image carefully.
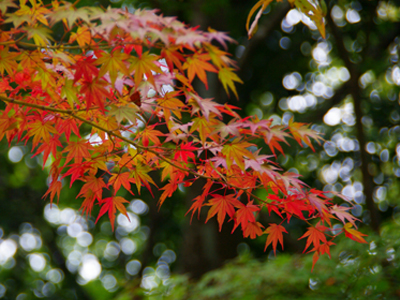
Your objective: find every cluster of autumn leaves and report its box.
[0,0,366,269]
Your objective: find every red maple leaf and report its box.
[206,194,242,231]
[232,200,260,232]
[95,196,130,231]
[71,55,99,83]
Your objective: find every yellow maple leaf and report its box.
[69,26,91,48]
[218,67,243,99]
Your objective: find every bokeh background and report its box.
[1,0,400,299]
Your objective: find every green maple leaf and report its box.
[109,104,142,124]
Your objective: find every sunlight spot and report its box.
[283,72,302,90]
[130,199,149,215]
[117,212,139,232]
[286,9,302,26]
[346,9,361,24]
[29,253,46,272]
[8,146,24,163]
[120,238,137,255]
[76,232,93,247]
[67,223,83,238]
[324,107,341,126]
[20,233,42,252]
[44,204,61,224]
[102,274,117,291]
[0,239,17,265]
[46,269,64,284]
[126,259,141,276]
[79,254,101,282]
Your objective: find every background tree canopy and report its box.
[0,0,399,299]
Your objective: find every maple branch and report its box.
[0,95,337,229]
[0,95,264,200]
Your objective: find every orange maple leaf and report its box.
[63,140,93,164]
[264,223,287,254]
[109,172,136,194]
[183,53,217,89]
[42,180,62,204]
[299,223,328,253]
[243,221,264,239]
[28,118,58,148]
[77,176,107,202]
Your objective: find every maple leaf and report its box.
[49,5,91,28]
[141,125,163,147]
[32,134,62,167]
[308,241,335,272]
[264,224,288,254]
[28,118,58,148]
[331,205,359,227]
[343,223,368,243]
[95,196,130,231]
[15,0,51,26]
[109,104,141,125]
[0,0,18,14]
[77,176,107,201]
[96,49,130,86]
[246,0,274,39]
[188,94,223,121]
[214,119,241,140]
[42,180,62,204]
[159,181,178,207]
[62,161,93,187]
[307,190,329,216]
[131,163,156,195]
[291,0,326,39]
[186,180,213,221]
[79,192,96,218]
[25,25,54,46]
[206,28,236,50]
[129,51,163,88]
[288,118,324,151]
[173,142,196,164]
[69,26,91,48]
[156,91,185,121]
[109,172,136,194]
[183,53,217,89]
[218,67,243,99]
[262,125,291,156]
[243,221,264,239]
[71,55,99,83]
[56,117,81,142]
[232,200,260,232]
[246,117,272,134]
[205,194,242,231]
[63,140,93,164]
[175,28,208,49]
[222,138,255,171]
[299,223,328,253]
[80,77,111,112]
[161,47,184,72]
[0,47,18,76]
